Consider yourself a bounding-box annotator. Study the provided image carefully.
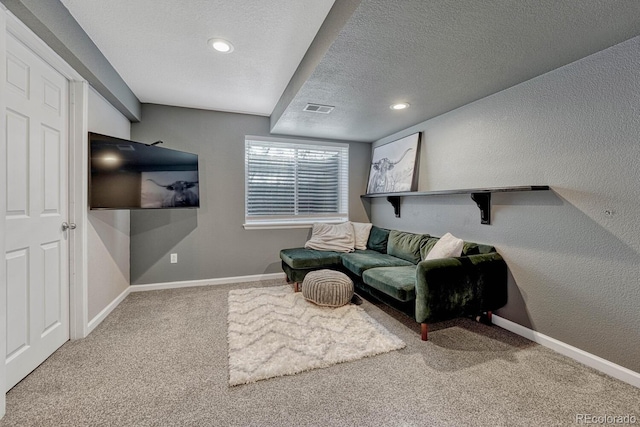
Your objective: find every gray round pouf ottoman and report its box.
[302,270,354,307]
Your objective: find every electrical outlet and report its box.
[170,253,178,263]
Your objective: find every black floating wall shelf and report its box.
[360,186,550,225]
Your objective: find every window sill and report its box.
[243,218,348,230]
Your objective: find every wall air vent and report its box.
[303,103,334,114]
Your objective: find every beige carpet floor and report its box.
[2,279,639,426]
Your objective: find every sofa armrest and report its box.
[414,252,507,323]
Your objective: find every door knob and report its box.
[62,222,77,231]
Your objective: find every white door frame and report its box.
[0,4,8,418]
[1,8,90,415]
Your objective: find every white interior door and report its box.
[4,30,70,391]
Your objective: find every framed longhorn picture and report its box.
[366,132,420,194]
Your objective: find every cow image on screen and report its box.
[141,171,199,208]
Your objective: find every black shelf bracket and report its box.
[470,192,491,225]
[387,196,401,218]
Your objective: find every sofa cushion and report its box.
[362,266,417,302]
[387,230,430,264]
[351,222,373,250]
[420,237,439,260]
[304,222,355,252]
[462,242,496,255]
[280,248,343,270]
[341,250,413,276]
[421,237,497,259]
[424,232,463,260]
[367,226,390,253]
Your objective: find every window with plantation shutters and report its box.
[244,137,349,228]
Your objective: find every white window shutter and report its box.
[245,138,349,227]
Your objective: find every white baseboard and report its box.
[129,272,286,292]
[85,273,286,332]
[87,286,131,334]
[492,314,640,389]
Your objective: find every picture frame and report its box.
[366,132,420,194]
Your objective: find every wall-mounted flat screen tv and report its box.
[89,132,199,210]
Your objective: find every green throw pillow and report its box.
[387,230,430,264]
[367,226,390,253]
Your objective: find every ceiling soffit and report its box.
[271,0,640,142]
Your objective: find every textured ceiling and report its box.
[61,0,640,142]
[271,0,640,141]
[60,0,336,116]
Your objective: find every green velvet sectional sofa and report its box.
[280,226,508,340]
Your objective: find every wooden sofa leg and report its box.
[487,311,492,322]
[421,323,428,341]
[294,282,300,292]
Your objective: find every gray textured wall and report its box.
[369,36,640,372]
[87,87,131,321]
[130,104,371,285]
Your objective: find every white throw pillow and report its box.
[351,222,373,250]
[424,232,464,260]
[304,222,355,253]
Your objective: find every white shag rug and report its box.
[227,285,406,386]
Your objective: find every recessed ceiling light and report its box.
[390,102,410,110]
[208,38,234,53]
